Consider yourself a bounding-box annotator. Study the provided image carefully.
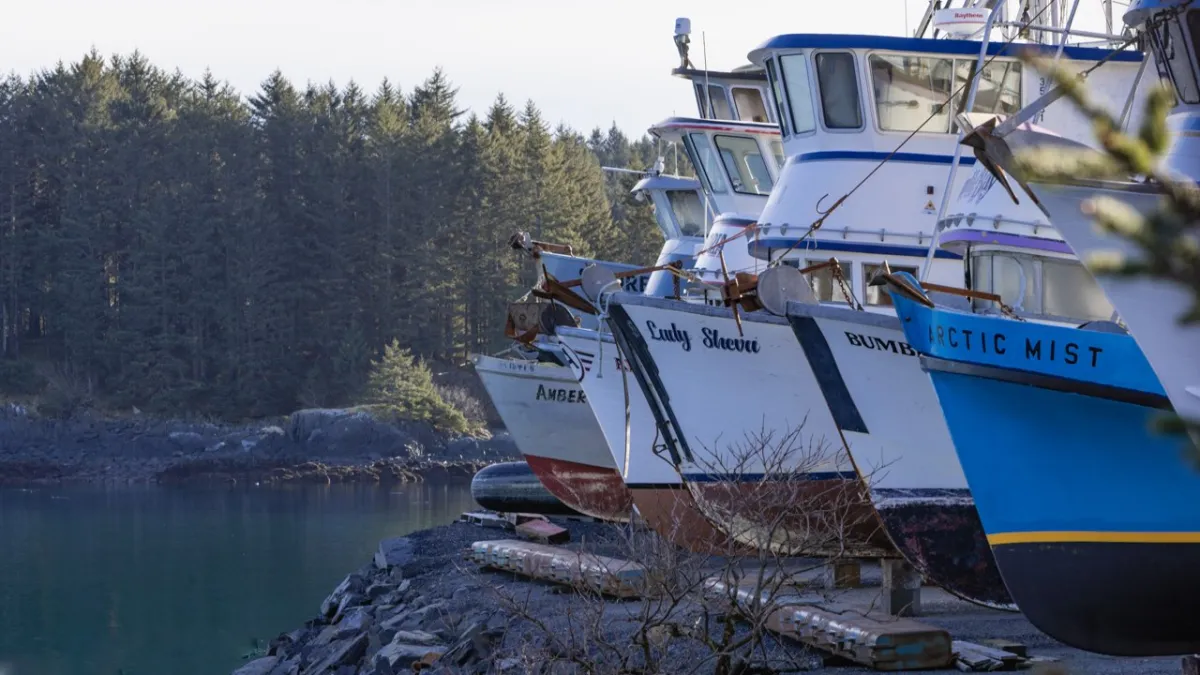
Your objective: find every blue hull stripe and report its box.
[749,238,962,260]
[789,316,869,434]
[792,150,979,166]
[683,471,858,483]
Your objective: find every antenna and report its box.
[702,30,711,238]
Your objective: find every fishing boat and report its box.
[959,0,1200,431]
[472,21,779,522]
[473,170,707,522]
[602,9,1146,559]
[882,265,1200,656]
[557,112,781,551]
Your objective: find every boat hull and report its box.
[472,354,633,522]
[555,327,745,553]
[890,284,1200,656]
[784,303,1013,609]
[604,295,892,557]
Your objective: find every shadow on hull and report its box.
[874,491,1015,610]
[685,478,895,557]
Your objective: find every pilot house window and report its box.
[732,87,770,123]
[779,54,817,134]
[815,52,863,129]
[694,83,733,119]
[869,54,1023,132]
[1148,12,1200,105]
[714,135,773,195]
[665,190,707,237]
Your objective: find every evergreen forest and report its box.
[0,51,686,419]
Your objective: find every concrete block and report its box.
[881,558,922,617]
[821,560,861,589]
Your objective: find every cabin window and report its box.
[870,54,954,132]
[714,135,773,195]
[765,58,792,136]
[805,259,853,304]
[697,84,733,119]
[970,251,1114,322]
[955,60,1022,116]
[665,190,706,237]
[732,87,770,123]
[769,139,785,172]
[686,133,728,194]
[869,54,1024,132]
[863,263,918,306]
[779,54,817,134]
[1041,258,1115,322]
[1148,16,1200,104]
[815,52,863,129]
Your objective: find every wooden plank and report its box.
[468,539,647,598]
[459,511,512,529]
[516,519,570,544]
[980,639,1028,658]
[705,577,954,671]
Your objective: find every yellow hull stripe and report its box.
[988,531,1200,545]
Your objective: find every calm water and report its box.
[0,480,476,675]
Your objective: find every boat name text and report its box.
[844,332,916,356]
[645,321,761,353]
[536,385,588,403]
[928,324,1102,367]
[701,327,760,353]
[645,321,692,351]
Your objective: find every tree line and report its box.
[0,51,682,418]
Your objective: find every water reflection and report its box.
[0,480,476,675]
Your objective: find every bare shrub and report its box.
[467,427,885,674]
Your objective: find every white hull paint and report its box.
[785,303,968,495]
[555,327,679,487]
[472,354,616,471]
[608,296,848,478]
[1029,184,1200,424]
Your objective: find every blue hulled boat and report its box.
[884,270,1200,656]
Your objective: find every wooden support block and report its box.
[703,576,954,670]
[1182,654,1200,675]
[822,560,861,589]
[459,511,511,529]
[980,639,1027,658]
[516,519,570,545]
[953,640,1024,671]
[881,558,922,617]
[505,512,549,527]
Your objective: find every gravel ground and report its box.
[240,519,1186,675]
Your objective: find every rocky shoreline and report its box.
[235,520,829,675]
[0,406,519,487]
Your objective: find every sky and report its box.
[2,0,1121,137]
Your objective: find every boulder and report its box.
[374,537,414,570]
[333,606,374,640]
[375,638,447,669]
[232,656,278,675]
[168,431,207,453]
[301,633,368,675]
[320,573,366,618]
[288,408,417,457]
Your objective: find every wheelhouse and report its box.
[649,117,783,226]
[737,33,1148,313]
